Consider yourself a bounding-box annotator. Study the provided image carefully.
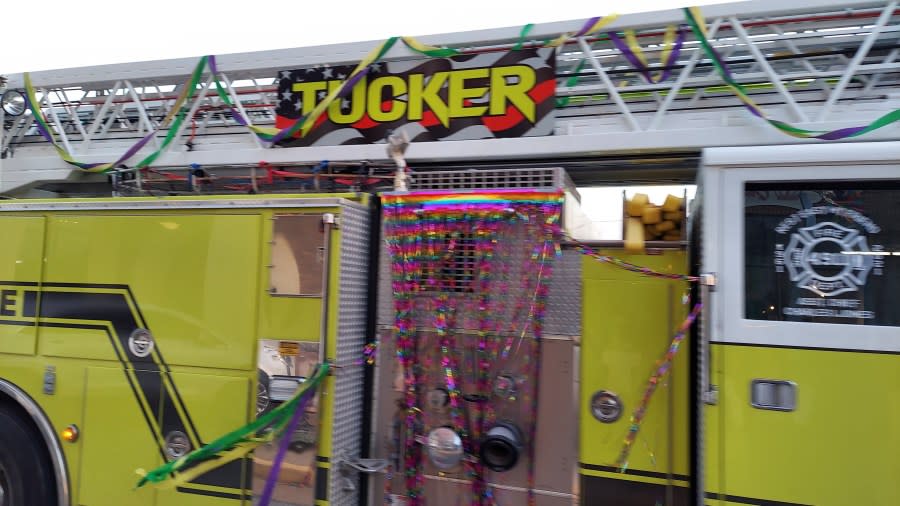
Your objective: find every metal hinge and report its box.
[702,385,719,405]
[43,366,56,395]
[323,213,339,228]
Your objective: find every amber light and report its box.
[61,424,79,443]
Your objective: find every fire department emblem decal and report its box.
[128,328,155,357]
[783,221,874,297]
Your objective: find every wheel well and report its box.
[0,380,68,506]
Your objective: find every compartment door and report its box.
[580,250,690,506]
[0,216,45,355]
[157,371,253,504]
[80,367,158,506]
[704,163,900,506]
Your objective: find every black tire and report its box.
[257,369,272,417]
[0,406,56,506]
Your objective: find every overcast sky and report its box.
[3,0,728,74]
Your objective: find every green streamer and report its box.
[135,362,329,489]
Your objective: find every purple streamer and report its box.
[608,33,650,79]
[257,387,317,506]
[817,125,868,140]
[608,26,686,84]
[25,93,58,147]
[25,91,153,170]
[113,130,158,163]
[576,17,601,37]
[208,55,254,129]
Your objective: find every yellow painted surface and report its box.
[157,371,252,505]
[0,192,364,207]
[0,355,88,500]
[704,340,726,506]
[319,222,344,459]
[0,216,44,355]
[39,323,121,362]
[80,366,159,506]
[0,196,358,506]
[40,213,262,370]
[255,210,327,343]
[580,250,690,479]
[709,344,900,506]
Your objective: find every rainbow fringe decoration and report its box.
[383,189,562,506]
[134,362,328,491]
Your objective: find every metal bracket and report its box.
[702,385,719,405]
[335,451,389,491]
[322,213,339,228]
[43,366,56,395]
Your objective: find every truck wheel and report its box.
[257,369,272,416]
[0,407,56,506]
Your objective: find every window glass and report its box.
[270,214,325,296]
[744,181,899,326]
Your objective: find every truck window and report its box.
[744,181,899,326]
[270,214,326,296]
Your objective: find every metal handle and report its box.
[318,219,333,364]
[700,273,718,405]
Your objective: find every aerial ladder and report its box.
[0,0,898,192]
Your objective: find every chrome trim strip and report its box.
[0,197,356,212]
[0,379,70,506]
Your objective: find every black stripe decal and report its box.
[0,319,35,327]
[316,455,330,463]
[22,290,38,317]
[315,466,329,502]
[713,340,900,356]
[579,462,690,482]
[581,473,811,506]
[38,290,240,490]
[39,321,169,462]
[580,474,690,506]
[704,491,812,506]
[117,284,204,451]
[0,282,246,494]
[175,486,252,500]
[120,283,202,447]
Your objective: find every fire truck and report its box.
[0,1,897,505]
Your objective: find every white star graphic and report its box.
[341,98,351,110]
[323,68,334,79]
[370,63,381,72]
[337,73,346,80]
[281,90,293,101]
[318,91,326,100]
[280,71,291,80]
[295,100,303,111]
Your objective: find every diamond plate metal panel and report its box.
[545,249,582,337]
[409,167,565,191]
[331,202,370,506]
